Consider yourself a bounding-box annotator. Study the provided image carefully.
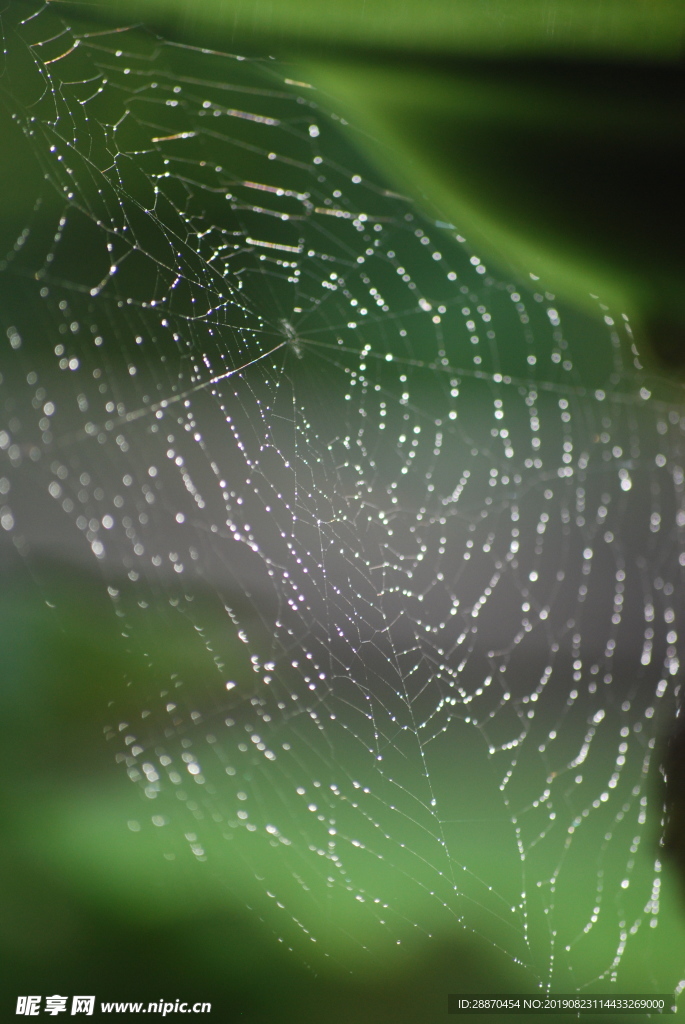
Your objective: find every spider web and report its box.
[1,0,685,997]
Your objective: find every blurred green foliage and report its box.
[3,560,684,1018]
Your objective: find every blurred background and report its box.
[2,0,685,1020]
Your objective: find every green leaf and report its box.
[305,55,685,340]
[55,0,685,61]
